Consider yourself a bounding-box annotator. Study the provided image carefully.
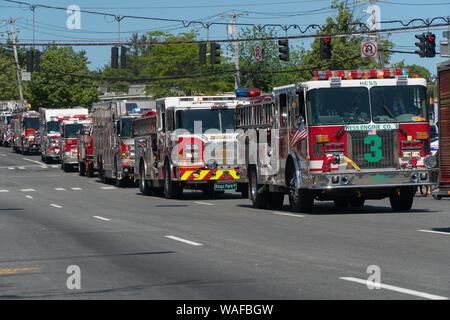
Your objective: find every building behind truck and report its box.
[132,95,248,199]
[235,69,438,212]
[92,100,144,186]
[433,61,450,199]
[39,107,89,163]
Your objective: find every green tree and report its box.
[301,0,394,76]
[26,47,98,110]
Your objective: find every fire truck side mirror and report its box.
[428,89,434,119]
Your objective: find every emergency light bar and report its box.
[314,69,409,80]
[235,89,261,97]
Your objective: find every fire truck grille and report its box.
[348,130,398,169]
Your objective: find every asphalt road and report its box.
[0,148,449,300]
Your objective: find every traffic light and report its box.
[111,46,119,69]
[210,42,221,64]
[425,32,436,58]
[199,43,206,65]
[278,39,289,61]
[34,50,41,72]
[120,46,127,68]
[415,33,427,58]
[26,50,33,72]
[320,37,332,60]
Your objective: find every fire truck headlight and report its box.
[411,174,419,183]
[402,151,411,158]
[420,173,428,181]
[424,155,437,168]
[412,151,421,158]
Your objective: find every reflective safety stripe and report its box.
[180,168,239,181]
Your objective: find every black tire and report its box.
[248,166,268,209]
[79,162,86,176]
[139,166,152,196]
[287,165,313,213]
[163,162,182,199]
[390,187,415,211]
[268,192,284,209]
[87,163,94,177]
[63,163,70,172]
[433,195,442,200]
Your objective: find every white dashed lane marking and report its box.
[340,277,448,300]
[165,235,203,246]
[93,216,111,221]
[20,189,35,192]
[50,204,62,208]
[417,229,450,236]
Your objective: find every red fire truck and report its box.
[11,110,41,155]
[59,115,90,172]
[433,61,450,199]
[132,95,245,198]
[77,122,95,177]
[235,69,438,212]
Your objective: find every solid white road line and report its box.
[340,277,448,300]
[165,235,203,246]
[93,216,111,221]
[272,211,305,218]
[417,229,450,236]
[20,189,35,192]
[194,201,214,206]
[55,188,66,191]
[50,204,62,208]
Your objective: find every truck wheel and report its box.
[163,163,182,199]
[139,166,152,196]
[79,162,86,176]
[287,166,313,213]
[248,166,268,209]
[390,187,415,211]
[268,192,284,209]
[87,163,94,177]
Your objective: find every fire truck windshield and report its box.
[176,109,235,133]
[64,124,83,138]
[120,118,133,137]
[46,121,60,134]
[306,87,371,126]
[371,85,427,123]
[6,116,13,125]
[23,117,40,130]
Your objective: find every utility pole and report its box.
[8,18,24,100]
[221,11,248,90]
[358,0,385,69]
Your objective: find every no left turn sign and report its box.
[361,41,377,58]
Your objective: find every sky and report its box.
[0,0,449,78]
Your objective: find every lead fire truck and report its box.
[433,61,450,200]
[39,108,89,163]
[11,110,41,155]
[235,69,438,212]
[132,95,245,199]
[92,101,143,186]
[59,113,90,172]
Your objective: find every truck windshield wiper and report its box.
[382,96,407,136]
[382,97,396,120]
[335,102,359,139]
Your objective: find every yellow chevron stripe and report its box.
[195,170,210,180]
[210,170,224,180]
[181,170,194,181]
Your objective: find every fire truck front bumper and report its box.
[46,149,60,159]
[303,168,438,190]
